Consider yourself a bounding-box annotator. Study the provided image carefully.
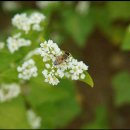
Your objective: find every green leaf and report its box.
[94,6,112,34]
[36,97,80,129]
[81,72,94,87]
[82,105,109,129]
[108,27,125,45]
[27,77,79,107]
[25,77,81,129]
[0,51,19,83]
[107,1,130,20]
[121,26,130,51]
[0,96,30,129]
[62,9,95,48]
[112,71,130,106]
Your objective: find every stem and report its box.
[20,81,32,110]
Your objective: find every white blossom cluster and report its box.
[38,40,88,85]
[17,59,38,80]
[0,83,20,102]
[7,33,31,53]
[12,12,45,33]
[27,109,42,129]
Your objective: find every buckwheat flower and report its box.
[71,74,79,80]
[38,40,88,86]
[17,59,38,80]
[80,73,85,79]
[12,12,45,33]
[42,69,48,77]
[45,73,59,85]
[7,33,31,53]
[56,69,64,78]
[0,42,5,50]
[30,12,45,24]
[65,72,71,78]
[32,24,41,31]
[12,13,31,33]
[0,83,20,102]
[45,63,51,69]
[27,109,41,129]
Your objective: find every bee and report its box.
[54,51,70,65]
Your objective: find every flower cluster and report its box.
[0,83,20,102]
[27,109,42,129]
[7,33,31,53]
[17,59,38,80]
[38,40,88,85]
[12,12,45,33]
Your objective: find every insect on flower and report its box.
[54,51,70,66]
[39,40,88,85]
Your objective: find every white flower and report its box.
[38,40,88,86]
[17,59,38,80]
[39,40,62,63]
[80,73,85,79]
[0,42,5,50]
[27,109,41,129]
[0,83,20,102]
[42,69,48,77]
[45,63,50,68]
[76,1,90,15]
[44,73,59,85]
[12,13,30,33]
[71,74,79,80]
[65,72,71,78]
[7,33,31,53]
[56,69,64,78]
[12,12,45,33]
[32,24,42,31]
[30,12,45,24]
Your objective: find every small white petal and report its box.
[45,63,51,68]
[80,73,85,79]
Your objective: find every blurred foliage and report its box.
[122,26,130,50]
[0,97,30,129]
[27,78,81,128]
[62,8,95,47]
[82,105,109,129]
[112,71,130,107]
[107,2,130,20]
